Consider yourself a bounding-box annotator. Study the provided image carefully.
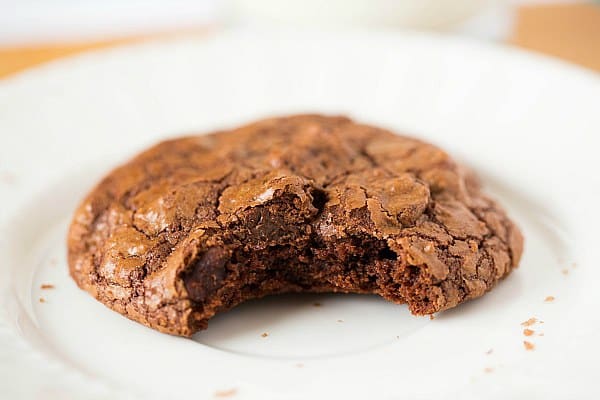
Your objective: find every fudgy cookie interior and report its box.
[180,183,416,333]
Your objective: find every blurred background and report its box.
[0,0,599,77]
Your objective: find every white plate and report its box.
[1,31,599,400]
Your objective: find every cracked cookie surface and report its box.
[68,115,523,336]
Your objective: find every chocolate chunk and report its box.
[184,247,229,303]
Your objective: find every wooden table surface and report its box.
[0,3,599,78]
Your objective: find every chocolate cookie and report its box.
[68,115,523,336]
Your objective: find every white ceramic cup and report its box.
[229,0,495,30]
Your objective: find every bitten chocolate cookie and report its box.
[68,115,523,336]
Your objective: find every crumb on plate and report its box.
[40,284,55,290]
[523,328,534,336]
[523,341,535,351]
[521,317,537,327]
[214,388,237,398]
[0,171,16,185]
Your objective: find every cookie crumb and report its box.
[484,367,494,373]
[571,262,577,268]
[39,297,46,303]
[520,317,537,327]
[0,171,16,185]
[561,269,569,275]
[40,284,55,290]
[214,388,237,398]
[313,302,321,307]
[485,348,493,355]
[261,332,269,338]
[523,341,535,351]
[523,328,534,336]
[538,333,545,337]
[544,296,555,302]
[429,314,435,320]
[336,319,344,323]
